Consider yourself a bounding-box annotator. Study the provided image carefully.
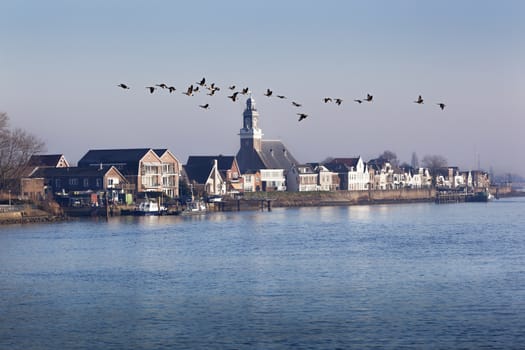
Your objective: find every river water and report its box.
[1,198,524,349]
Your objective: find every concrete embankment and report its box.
[218,188,436,211]
[216,187,521,211]
[0,208,63,225]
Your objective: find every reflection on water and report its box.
[1,198,525,349]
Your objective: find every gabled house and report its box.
[325,157,369,191]
[391,166,410,189]
[288,164,318,192]
[413,167,432,188]
[25,166,128,204]
[399,166,432,189]
[215,155,243,194]
[236,97,299,191]
[183,155,241,196]
[22,154,70,178]
[154,149,182,198]
[27,154,70,168]
[20,154,71,200]
[183,157,226,197]
[434,167,460,189]
[309,163,339,191]
[368,158,393,190]
[242,170,262,192]
[470,170,491,189]
[77,148,180,198]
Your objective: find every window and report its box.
[107,178,119,188]
[83,178,89,188]
[163,163,175,174]
[69,178,78,186]
[142,164,160,175]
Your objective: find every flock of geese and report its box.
[117,78,446,122]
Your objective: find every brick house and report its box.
[77,148,181,198]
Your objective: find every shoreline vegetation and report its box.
[1,187,523,225]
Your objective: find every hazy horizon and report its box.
[2,1,524,176]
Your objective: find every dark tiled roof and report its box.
[330,157,360,167]
[367,158,388,170]
[236,139,299,174]
[184,155,235,184]
[28,154,64,167]
[187,155,236,171]
[236,147,266,173]
[324,162,351,173]
[78,148,152,166]
[258,140,299,170]
[31,166,116,178]
[153,149,168,157]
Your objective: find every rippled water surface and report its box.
[1,198,525,349]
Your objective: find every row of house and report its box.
[19,97,490,204]
[21,149,181,204]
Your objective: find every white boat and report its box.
[135,200,166,215]
[182,199,207,215]
[182,184,207,215]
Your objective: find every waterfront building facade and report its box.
[183,155,242,196]
[325,157,369,191]
[27,165,129,204]
[77,148,181,198]
[288,164,318,192]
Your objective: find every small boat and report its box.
[182,199,207,215]
[134,200,167,215]
[181,184,207,215]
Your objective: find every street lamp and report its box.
[8,190,11,207]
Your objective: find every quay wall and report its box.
[0,207,62,225]
[226,188,436,210]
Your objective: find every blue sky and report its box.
[1,0,524,175]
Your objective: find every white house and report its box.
[325,157,369,191]
[311,164,339,191]
[260,169,286,192]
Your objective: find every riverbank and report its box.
[2,187,522,224]
[215,187,521,211]
[0,207,64,225]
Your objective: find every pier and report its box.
[435,191,468,204]
[435,190,491,204]
[213,199,273,212]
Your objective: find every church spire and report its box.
[239,96,263,152]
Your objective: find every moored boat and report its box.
[466,190,492,202]
[182,199,207,215]
[134,200,167,215]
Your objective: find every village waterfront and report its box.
[1,197,524,349]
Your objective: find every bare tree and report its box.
[378,150,399,167]
[421,154,447,169]
[0,112,46,191]
[421,154,448,186]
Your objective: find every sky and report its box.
[1,0,524,175]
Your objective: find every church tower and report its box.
[239,96,263,152]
